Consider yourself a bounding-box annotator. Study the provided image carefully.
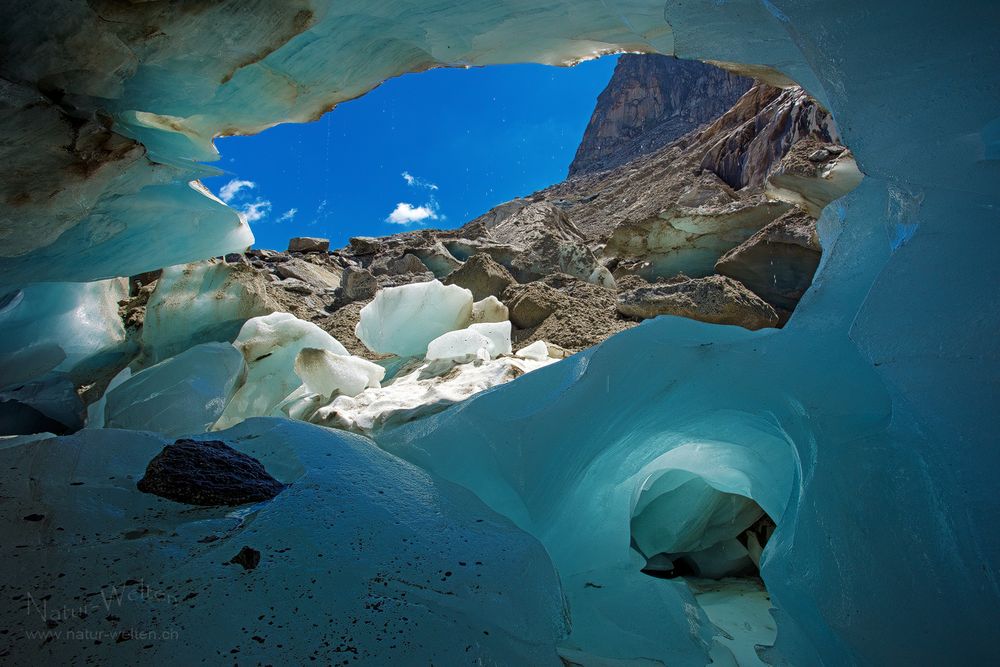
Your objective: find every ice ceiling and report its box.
[1,0,998,664]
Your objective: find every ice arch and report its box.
[1,1,998,665]
[630,436,795,579]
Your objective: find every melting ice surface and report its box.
[0,0,998,665]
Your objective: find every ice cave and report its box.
[1,1,998,665]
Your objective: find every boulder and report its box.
[617,274,779,330]
[715,209,821,310]
[505,282,567,329]
[370,252,428,276]
[348,236,382,255]
[137,438,286,506]
[340,267,378,302]
[275,258,343,290]
[444,253,516,301]
[288,236,329,253]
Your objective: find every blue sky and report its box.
[203,56,618,251]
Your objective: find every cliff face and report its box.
[567,55,752,177]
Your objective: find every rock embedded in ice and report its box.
[137,437,286,506]
[214,312,348,429]
[354,280,474,357]
[293,347,384,398]
[617,275,780,329]
[765,139,865,217]
[287,236,329,253]
[715,208,822,311]
[104,342,245,437]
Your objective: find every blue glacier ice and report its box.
[103,342,245,437]
[0,419,566,663]
[0,0,997,664]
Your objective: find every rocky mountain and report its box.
[568,54,752,177]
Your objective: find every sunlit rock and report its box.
[287,236,329,253]
[274,258,342,291]
[103,343,245,437]
[355,280,473,357]
[617,275,779,330]
[214,313,348,429]
[765,140,865,216]
[444,252,517,301]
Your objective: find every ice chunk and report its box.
[142,259,276,364]
[103,343,245,437]
[425,321,512,363]
[471,295,509,323]
[0,279,128,386]
[469,321,513,357]
[355,280,473,357]
[214,313,348,429]
[426,329,493,363]
[85,366,131,429]
[0,419,566,664]
[293,348,384,398]
[311,355,557,434]
[515,340,551,361]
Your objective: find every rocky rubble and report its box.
[112,60,857,372]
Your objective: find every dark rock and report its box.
[715,209,821,311]
[444,253,516,301]
[617,275,779,330]
[229,546,261,570]
[137,439,286,506]
[339,267,378,303]
[287,236,329,253]
[372,253,427,276]
[223,253,246,264]
[349,236,382,255]
[698,85,839,190]
[569,55,753,177]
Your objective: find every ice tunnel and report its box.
[1,0,999,665]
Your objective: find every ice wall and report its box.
[1,0,998,664]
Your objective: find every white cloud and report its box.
[218,179,256,203]
[277,208,298,222]
[238,199,272,223]
[402,171,438,190]
[386,202,439,225]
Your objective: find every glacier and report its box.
[0,0,998,665]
